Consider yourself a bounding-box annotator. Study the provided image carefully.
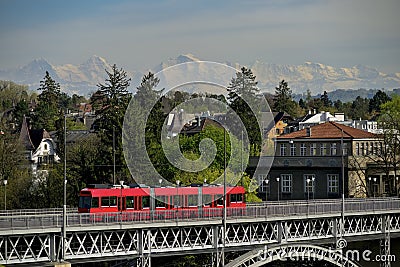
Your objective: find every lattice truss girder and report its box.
[343,214,400,236]
[225,222,279,246]
[1,213,400,265]
[144,225,215,252]
[65,230,139,259]
[0,234,54,264]
[285,218,335,240]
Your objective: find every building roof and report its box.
[19,116,52,150]
[277,121,377,140]
[19,116,35,150]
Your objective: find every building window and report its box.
[300,143,306,156]
[44,144,48,150]
[281,174,292,193]
[276,129,280,135]
[356,143,360,155]
[320,143,327,156]
[258,174,269,192]
[330,143,337,156]
[361,143,365,155]
[327,174,339,193]
[280,144,286,156]
[310,143,317,156]
[342,143,348,155]
[304,174,315,194]
[290,143,296,156]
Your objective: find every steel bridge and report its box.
[0,198,399,266]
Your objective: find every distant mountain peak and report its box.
[0,54,399,96]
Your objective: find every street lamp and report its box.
[368,177,372,197]
[276,177,280,202]
[119,181,124,222]
[306,178,311,202]
[176,180,180,210]
[264,179,269,201]
[311,177,315,200]
[3,179,7,211]
[373,177,377,197]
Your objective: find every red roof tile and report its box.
[277,121,377,139]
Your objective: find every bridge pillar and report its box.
[135,255,151,267]
[380,215,391,267]
[136,229,152,267]
[277,221,287,244]
[211,225,223,267]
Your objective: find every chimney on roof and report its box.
[306,127,311,137]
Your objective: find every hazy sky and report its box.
[1,0,399,73]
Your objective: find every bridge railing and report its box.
[0,198,399,230]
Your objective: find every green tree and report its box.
[227,67,261,148]
[273,80,297,116]
[379,95,400,195]
[67,134,103,206]
[320,90,332,108]
[0,124,32,209]
[13,99,29,130]
[33,71,61,131]
[369,89,391,113]
[350,96,370,120]
[0,80,29,112]
[91,64,132,183]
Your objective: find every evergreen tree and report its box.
[33,71,61,131]
[227,67,261,148]
[350,96,370,120]
[273,80,296,116]
[320,91,332,108]
[91,64,132,183]
[369,89,391,113]
[299,98,306,109]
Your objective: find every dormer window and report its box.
[44,144,48,150]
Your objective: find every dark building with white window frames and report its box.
[250,121,382,201]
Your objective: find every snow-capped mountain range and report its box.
[0,54,399,96]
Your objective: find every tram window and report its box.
[156,196,167,208]
[173,195,180,207]
[109,196,117,206]
[216,194,223,206]
[230,194,243,203]
[203,194,212,206]
[101,197,109,206]
[188,195,197,207]
[126,196,134,209]
[142,196,150,209]
[79,196,91,208]
[91,197,99,208]
[101,196,117,207]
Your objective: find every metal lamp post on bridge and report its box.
[176,180,180,218]
[276,177,280,202]
[264,179,269,201]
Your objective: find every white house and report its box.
[298,111,345,130]
[19,117,60,171]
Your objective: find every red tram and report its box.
[78,184,246,219]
